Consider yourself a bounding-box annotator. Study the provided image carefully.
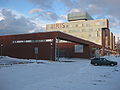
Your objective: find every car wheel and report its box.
[94,63,98,66]
[110,63,114,66]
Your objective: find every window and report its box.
[66,25,69,28]
[82,29,85,32]
[86,24,90,27]
[89,28,93,32]
[97,31,99,37]
[76,24,78,27]
[81,24,84,27]
[89,34,91,37]
[74,45,83,53]
[12,39,53,44]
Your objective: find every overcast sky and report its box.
[0,0,120,37]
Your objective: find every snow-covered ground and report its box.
[0,56,120,90]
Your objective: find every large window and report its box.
[74,45,83,53]
[12,39,53,44]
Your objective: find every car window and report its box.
[104,58,107,61]
[94,58,100,60]
[100,58,103,60]
[102,58,108,61]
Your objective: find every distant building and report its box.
[46,12,117,55]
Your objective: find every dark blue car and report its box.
[91,58,117,66]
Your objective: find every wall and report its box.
[2,42,52,60]
[57,43,91,59]
[46,19,108,45]
[0,42,93,59]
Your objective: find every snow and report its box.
[0,56,120,90]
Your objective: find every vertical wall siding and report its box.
[58,43,91,59]
[3,42,52,60]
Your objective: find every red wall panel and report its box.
[58,43,91,59]
[3,42,52,60]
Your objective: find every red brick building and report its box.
[0,31,101,60]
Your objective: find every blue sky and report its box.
[0,0,120,37]
[0,0,36,16]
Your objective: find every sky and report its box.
[0,0,120,37]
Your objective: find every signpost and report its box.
[0,44,3,58]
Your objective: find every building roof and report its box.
[0,31,101,48]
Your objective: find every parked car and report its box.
[91,58,117,66]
